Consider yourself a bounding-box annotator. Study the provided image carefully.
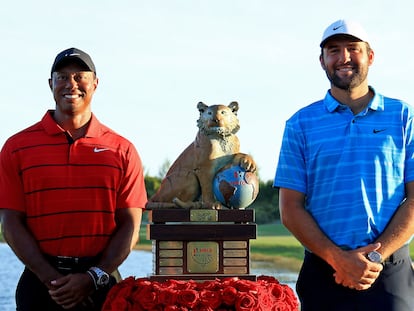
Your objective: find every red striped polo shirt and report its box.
[0,111,147,257]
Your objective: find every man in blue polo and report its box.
[274,19,414,310]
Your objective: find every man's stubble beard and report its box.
[326,64,369,91]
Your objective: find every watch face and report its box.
[90,267,110,287]
[367,251,382,263]
[97,274,110,286]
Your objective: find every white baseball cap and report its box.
[320,19,370,47]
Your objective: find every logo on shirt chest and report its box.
[93,147,109,153]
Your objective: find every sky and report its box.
[0,0,413,181]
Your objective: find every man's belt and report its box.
[44,254,99,273]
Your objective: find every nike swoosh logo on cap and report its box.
[333,25,344,31]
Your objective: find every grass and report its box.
[250,223,304,271]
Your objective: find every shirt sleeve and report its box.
[404,105,414,183]
[0,139,26,212]
[273,118,307,194]
[116,142,148,209]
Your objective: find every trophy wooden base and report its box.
[147,209,257,281]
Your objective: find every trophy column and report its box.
[147,209,257,281]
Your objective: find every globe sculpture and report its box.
[213,165,259,209]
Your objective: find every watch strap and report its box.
[87,266,110,289]
[86,270,98,290]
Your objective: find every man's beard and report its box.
[326,65,368,91]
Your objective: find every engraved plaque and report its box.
[159,249,183,257]
[223,249,247,257]
[159,267,184,275]
[149,208,257,280]
[224,266,248,274]
[187,241,219,273]
[159,258,183,266]
[159,241,183,249]
[190,210,218,222]
[223,258,247,266]
[223,241,247,249]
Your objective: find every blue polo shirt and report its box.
[274,87,414,249]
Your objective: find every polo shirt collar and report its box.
[41,110,104,137]
[324,86,384,113]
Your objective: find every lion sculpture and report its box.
[146,101,257,209]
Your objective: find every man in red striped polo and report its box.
[0,47,147,310]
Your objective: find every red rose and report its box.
[103,275,299,311]
[177,289,199,308]
[164,306,189,311]
[257,288,274,310]
[281,285,299,310]
[102,276,136,311]
[192,302,215,311]
[257,275,279,283]
[221,277,241,288]
[135,277,154,286]
[269,282,286,303]
[235,292,259,311]
[270,285,300,311]
[103,277,135,299]
[102,296,132,311]
[234,279,260,293]
[132,279,158,309]
[222,286,238,306]
[199,289,222,309]
[157,287,178,306]
[197,279,222,292]
[167,278,196,290]
[165,306,189,311]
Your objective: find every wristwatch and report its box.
[87,267,110,289]
[367,250,382,263]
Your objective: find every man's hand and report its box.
[331,243,383,290]
[48,273,95,309]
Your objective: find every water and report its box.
[0,243,297,311]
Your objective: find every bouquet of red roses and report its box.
[102,275,299,311]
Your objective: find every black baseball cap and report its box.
[51,47,96,74]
